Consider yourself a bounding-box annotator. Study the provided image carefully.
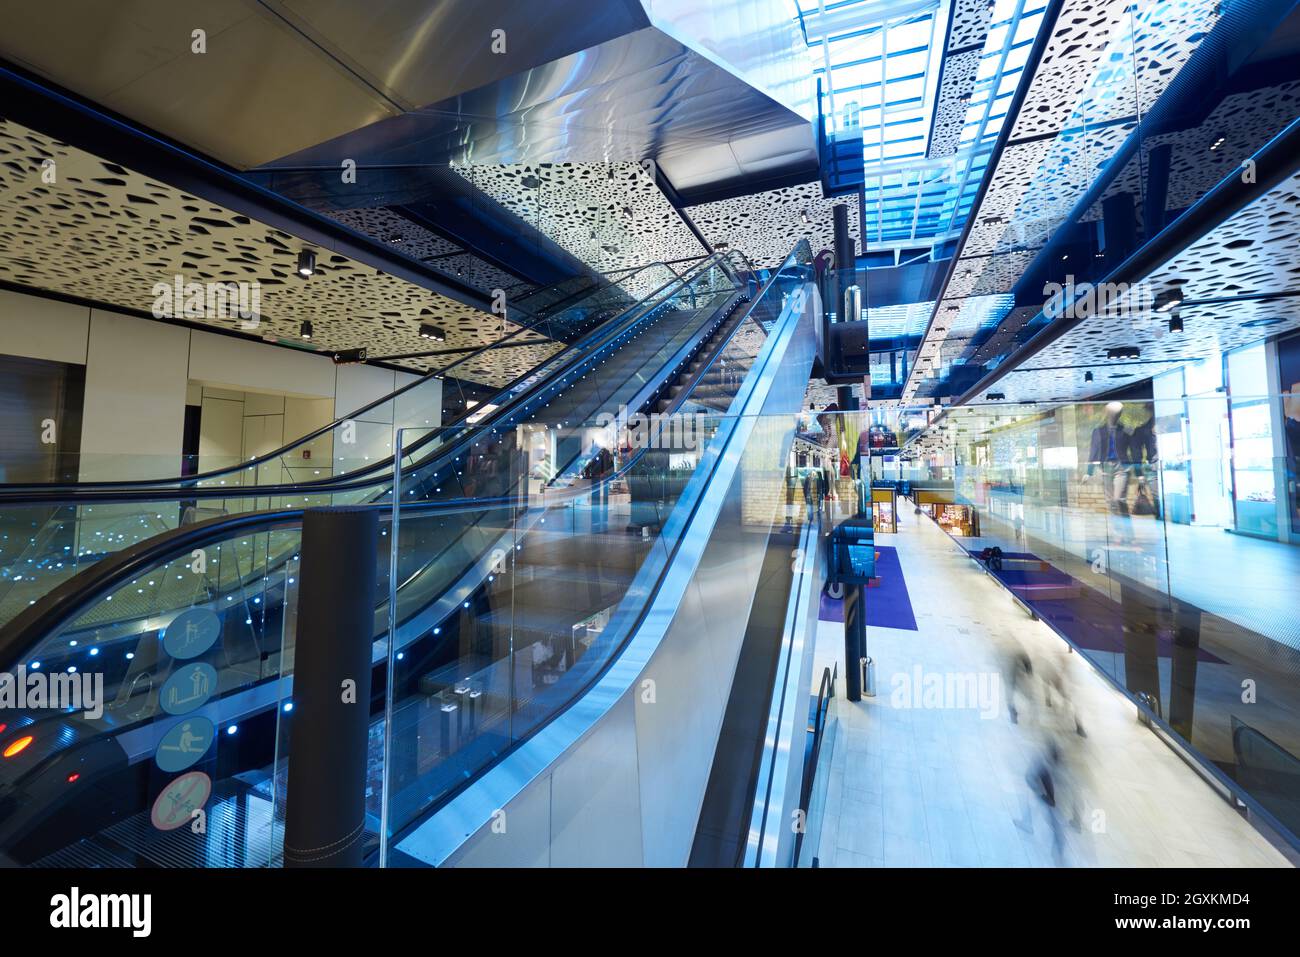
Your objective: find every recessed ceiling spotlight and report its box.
[1106,345,1141,360]
[1154,283,1184,312]
[800,209,811,225]
[419,323,445,342]
[300,320,313,340]
[297,249,317,277]
[1209,135,1226,151]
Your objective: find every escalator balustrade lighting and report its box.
[3,735,34,758]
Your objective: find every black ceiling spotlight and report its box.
[800,209,811,225]
[300,320,313,340]
[1106,345,1141,360]
[1154,283,1184,313]
[1084,371,1094,382]
[419,323,445,342]
[332,347,367,364]
[297,249,317,277]
[987,392,1006,400]
[1167,312,1184,334]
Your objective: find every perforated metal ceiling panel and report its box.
[0,120,559,386]
[453,162,706,273]
[902,0,1222,401]
[967,169,1300,403]
[688,181,861,268]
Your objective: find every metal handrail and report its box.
[0,258,696,497]
[793,662,838,866]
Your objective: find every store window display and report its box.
[1279,334,1300,535]
[1084,400,1159,543]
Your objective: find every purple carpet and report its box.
[819,545,918,631]
[963,546,1225,663]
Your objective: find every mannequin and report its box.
[1086,401,1134,541]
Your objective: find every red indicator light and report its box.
[3,735,34,758]
[67,773,80,783]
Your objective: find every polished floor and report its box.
[810,505,1292,868]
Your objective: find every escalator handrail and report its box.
[0,255,737,506]
[0,258,694,498]
[792,662,837,865]
[0,264,753,668]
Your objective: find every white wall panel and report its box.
[0,290,90,365]
[80,309,189,479]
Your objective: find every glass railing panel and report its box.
[798,673,840,868]
[0,520,296,864]
[926,394,1300,845]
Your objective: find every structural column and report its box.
[284,506,379,867]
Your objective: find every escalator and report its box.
[0,242,814,867]
[0,255,726,629]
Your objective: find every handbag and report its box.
[1131,480,1156,516]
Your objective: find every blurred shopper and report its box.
[1001,643,1034,725]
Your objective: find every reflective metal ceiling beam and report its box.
[257,25,817,193]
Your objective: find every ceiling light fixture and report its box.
[297,249,317,277]
[419,323,445,342]
[1167,313,1184,334]
[1106,346,1141,360]
[300,321,313,340]
[1084,371,1094,383]
[1154,283,1184,313]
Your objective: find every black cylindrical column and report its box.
[843,583,865,702]
[833,203,853,271]
[1102,192,1138,265]
[284,506,379,867]
[1168,600,1202,739]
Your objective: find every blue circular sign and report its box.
[155,716,215,773]
[160,662,218,715]
[163,608,221,660]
